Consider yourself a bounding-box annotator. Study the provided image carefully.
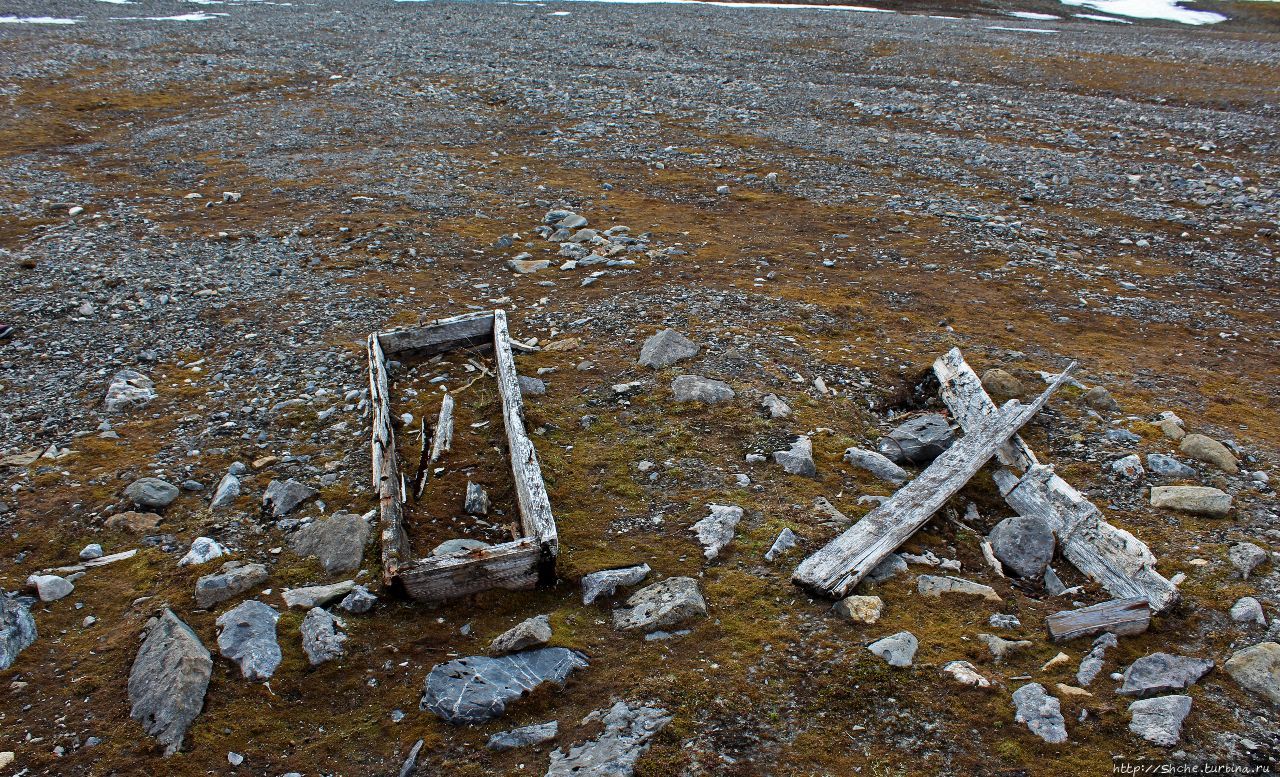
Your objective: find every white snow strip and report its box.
[1009,10,1061,18]
[0,15,79,23]
[1059,0,1225,24]
[114,11,230,19]
[1074,11,1133,20]
[987,24,1059,31]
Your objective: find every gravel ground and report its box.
[0,0,1278,775]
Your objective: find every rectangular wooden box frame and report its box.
[367,309,558,601]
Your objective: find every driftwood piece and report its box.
[933,347,1179,613]
[377,311,496,359]
[397,538,541,600]
[493,310,558,578]
[1046,597,1151,642]
[45,548,139,574]
[368,333,409,583]
[429,393,455,465]
[413,417,432,500]
[792,370,1072,599]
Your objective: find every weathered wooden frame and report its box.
[367,310,558,601]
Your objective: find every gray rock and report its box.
[1012,683,1067,743]
[262,479,317,518]
[843,447,908,484]
[1223,641,1280,706]
[519,375,547,396]
[0,596,37,670]
[288,512,369,574]
[1111,454,1144,479]
[833,595,882,624]
[980,633,1032,662]
[917,575,1001,602]
[773,435,816,477]
[421,648,589,723]
[1082,385,1120,412]
[1228,542,1268,580]
[209,473,241,510]
[546,701,671,777]
[1077,633,1118,687]
[487,721,558,752]
[613,577,708,632]
[988,515,1055,579]
[1179,433,1238,474]
[878,414,955,465]
[671,375,734,403]
[464,482,491,515]
[432,538,491,556]
[1106,428,1141,444]
[981,368,1024,397]
[338,584,377,614]
[1150,485,1232,517]
[282,580,356,609]
[761,393,792,419]
[491,614,552,654]
[124,478,180,510]
[989,613,1021,630]
[178,537,227,567]
[1119,653,1213,697]
[866,553,908,583]
[1129,695,1192,747]
[128,609,212,756]
[1043,566,1067,596]
[867,631,917,667]
[215,600,281,681]
[104,369,156,412]
[942,660,991,688]
[638,329,699,369]
[1230,597,1266,626]
[300,607,346,666]
[79,543,104,561]
[27,574,73,602]
[1146,454,1197,479]
[582,564,650,605]
[195,563,269,609]
[691,504,742,560]
[764,528,798,562]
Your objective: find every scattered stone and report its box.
[989,613,1021,630]
[764,528,798,562]
[195,563,269,609]
[124,477,180,510]
[980,633,1033,662]
[1082,385,1120,412]
[1042,652,1071,671]
[487,721,558,752]
[300,607,347,666]
[691,504,742,560]
[671,375,735,403]
[988,515,1055,579]
[843,447,908,484]
[105,369,156,412]
[105,511,162,533]
[833,595,883,624]
[1106,428,1141,444]
[1012,683,1068,743]
[917,575,1002,602]
[1150,485,1232,517]
[613,577,707,632]
[1129,695,1192,747]
[761,393,792,419]
[1077,633,1118,687]
[421,648,589,723]
[878,414,955,465]
[0,596,37,670]
[868,631,917,667]
[866,554,908,583]
[27,574,73,602]
[288,512,369,574]
[228,751,244,766]
[398,739,423,777]
[338,584,377,614]
[1157,416,1186,441]
[262,479,317,518]
[518,375,547,396]
[1223,642,1280,706]
[942,660,990,688]
[1228,542,1268,579]
[432,538,491,556]
[1111,454,1144,479]
[282,580,356,609]
[981,368,1024,398]
[210,473,241,510]
[79,543,104,561]
[491,614,552,654]
[464,482,491,516]
[1055,683,1092,698]
[1146,454,1197,479]
[1230,597,1266,626]
[546,701,671,777]
[773,435,816,477]
[1118,653,1214,697]
[216,600,281,681]
[638,329,699,369]
[582,564,650,605]
[509,258,551,274]
[178,537,227,567]
[1179,434,1239,474]
[128,609,212,756]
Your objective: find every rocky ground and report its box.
[1,0,1279,774]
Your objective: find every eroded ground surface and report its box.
[0,0,1278,775]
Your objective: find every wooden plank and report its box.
[792,369,1072,599]
[396,538,541,601]
[429,392,455,464]
[44,548,139,574]
[493,310,559,578]
[1046,597,1151,642]
[368,333,409,582]
[934,348,1179,614]
[376,311,495,359]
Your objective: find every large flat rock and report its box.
[546,700,672,777]
[421,648,588,723]
[0,596,37,670]
[288,512,369,574]
[128,609,212,756]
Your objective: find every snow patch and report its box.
[1059,0,1225,24]
[0,15,79,23]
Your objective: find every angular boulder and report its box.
[1223,642,1280,706]
[487,721,558,752]
[1179,433,1238,474]
[195,562,269,609]
[421,648,589,723]
[671,375,734,403]
[638,329,699,369]
[581,564,650,605]
[282,580,356,609]
[288,512,369,574]
[128,609,212,756]
[1118,653,1213,698]
[843,447,908,484]
[490,614,552,655]
[613,577,707,632]
[867,631,917,667]
[878,414,954,465]
[105,369,156,412]
[216,600,281,681]
[1129,695,1192,747]
[1150,485,1232,518]
[773,435,816,477]
[1012,683,1067,743]
[988,515,1055,579]
[0,596,37,670]
[546,701,671,777]
[691,504,742,560]
[300,607,346,666]
[917,575,1002,602]
[124,478,180,510]
[262,479,317,518]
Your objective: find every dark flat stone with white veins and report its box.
[1,596,37,670]
[1118,653,1214,698]
[421,648,589,723]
